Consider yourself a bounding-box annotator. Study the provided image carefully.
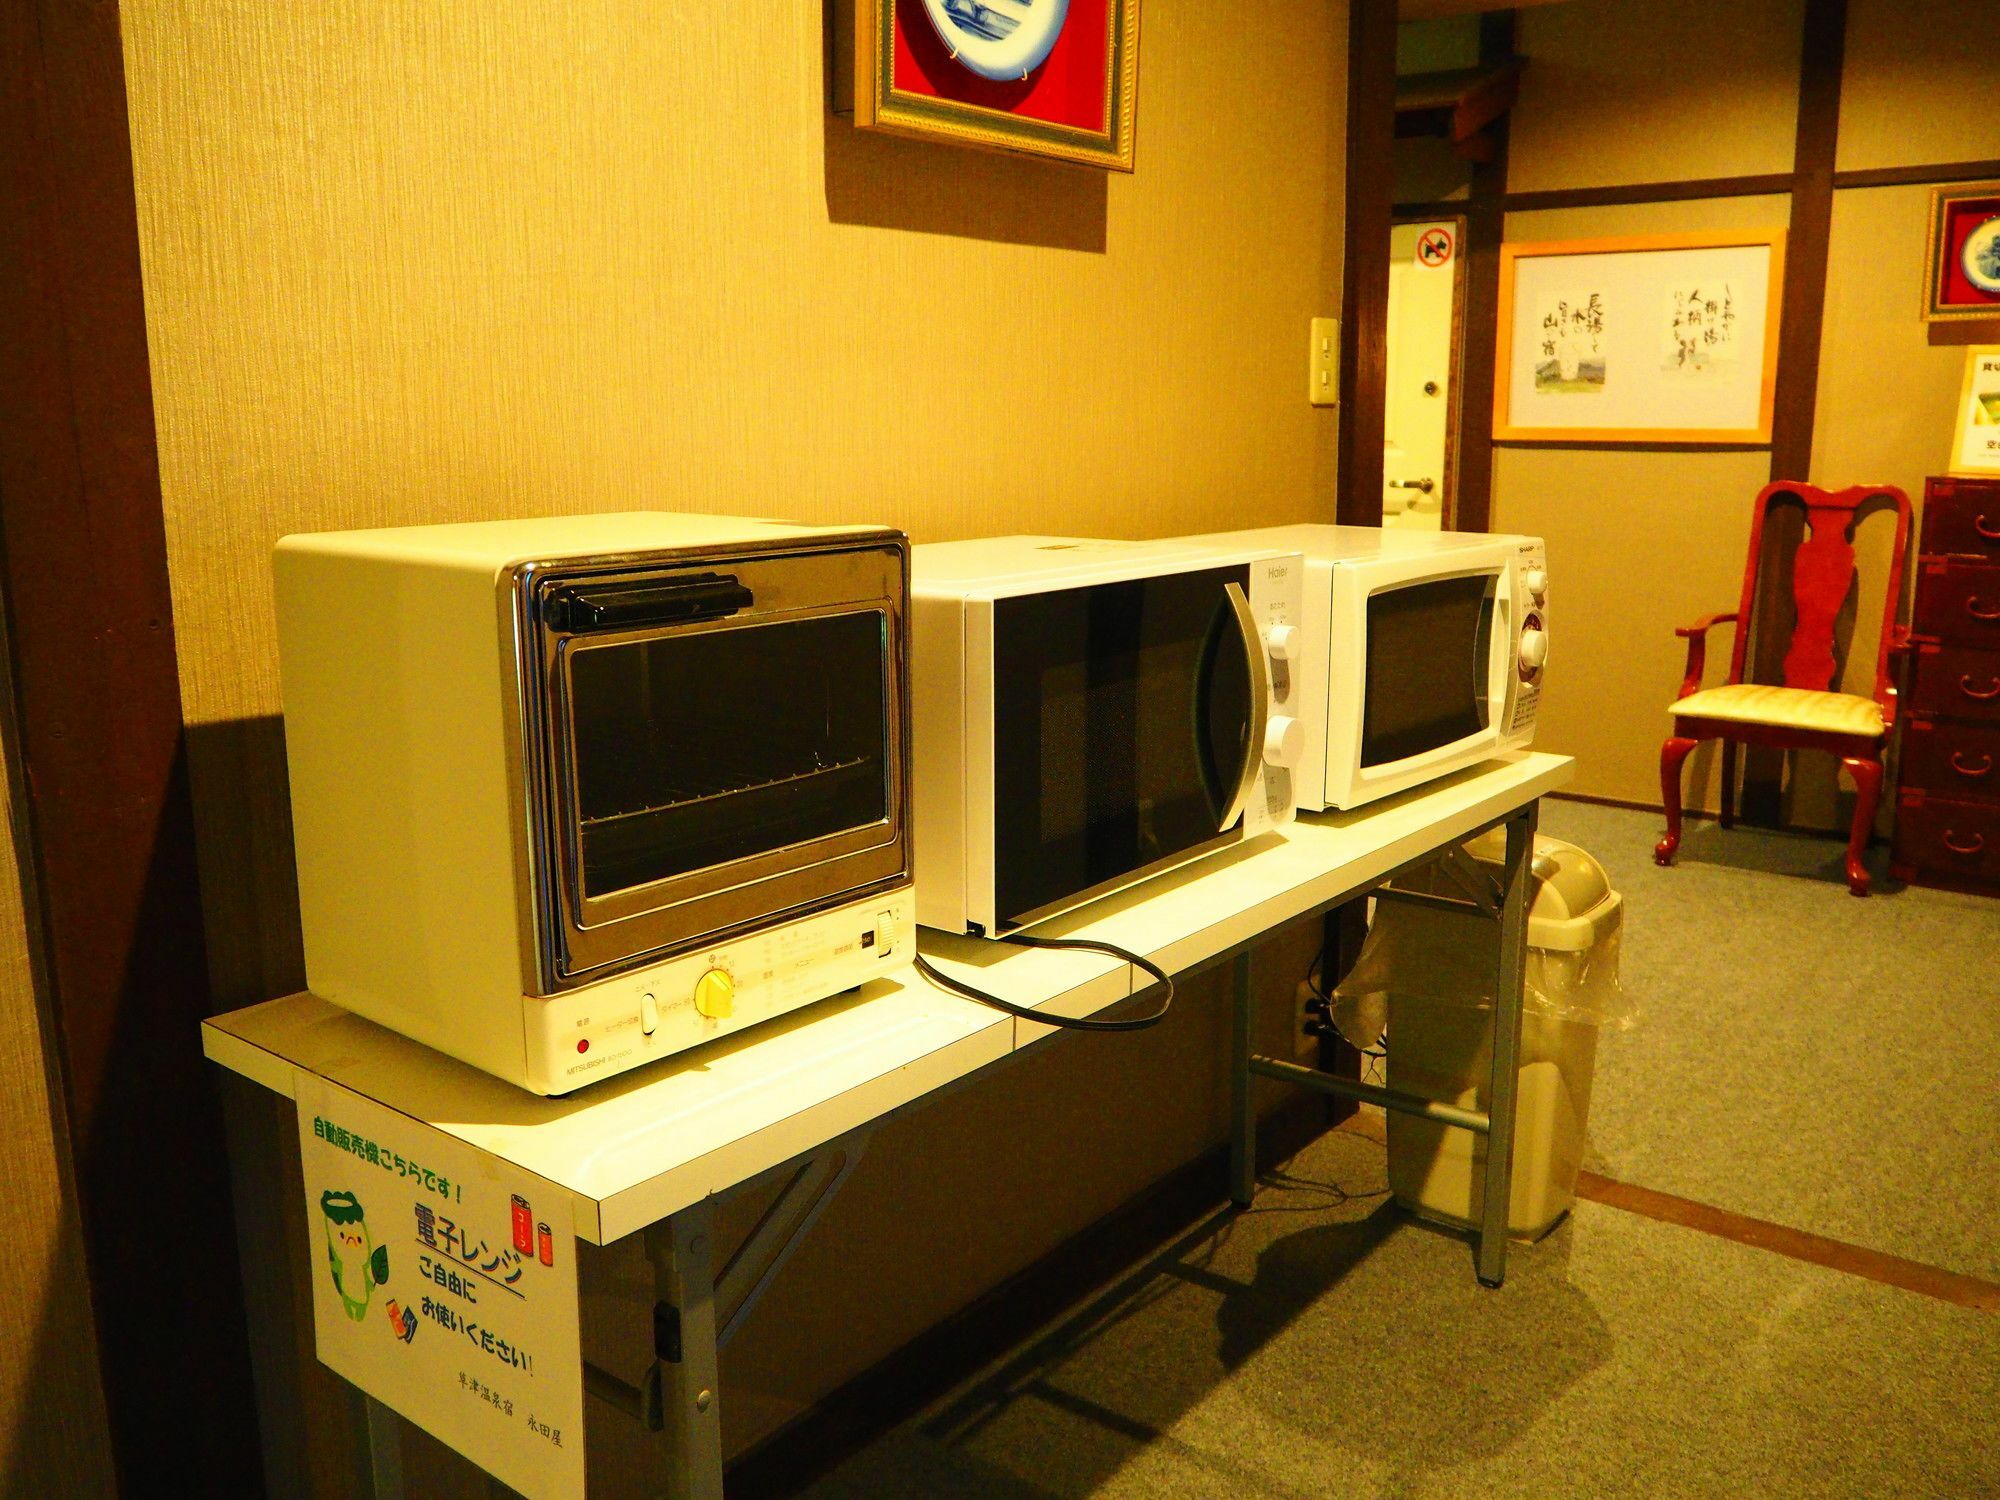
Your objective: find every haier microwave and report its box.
[1187,525,1548,809]
[274,513,913,1094]
[909,536,1305,935]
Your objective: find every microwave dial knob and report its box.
[1264,623,1301,662]
[1263,715,1304,768]
[1519,622,1549,673]
[693,968,735,1020]
[1524,565,1548,601]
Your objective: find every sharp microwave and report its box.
[274,512,913,1093]
[1185,525,1548,809]
[909,536,1305,936]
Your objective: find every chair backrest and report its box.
[1726,481,1912,707]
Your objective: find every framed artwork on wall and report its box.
[1493,230,1787,445]
[845,0,1142,171]
[1949,346,2000,476]
[1922,183,2000,324]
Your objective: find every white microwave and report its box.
[1185,525,1547,809]
[910,537,1305,935]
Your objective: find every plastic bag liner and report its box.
[1328,838,1634,1052]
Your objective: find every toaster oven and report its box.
[274,513,913,1093]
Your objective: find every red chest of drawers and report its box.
[1893,475,2000,891]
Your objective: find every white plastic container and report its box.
[1344,832,1623,1238]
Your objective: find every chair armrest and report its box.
[1673,612,1739,699]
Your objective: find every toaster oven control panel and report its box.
[523,888,916,1094]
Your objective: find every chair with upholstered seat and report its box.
[1655,480,1912,896]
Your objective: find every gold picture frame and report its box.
[1921,182,2000,324]
[841,0,1141,172]
[1494,230,1787,445]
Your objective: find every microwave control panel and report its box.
[1506,541,1548,742]
[522,887,915,1094]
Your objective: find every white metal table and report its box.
[203,750,1572,1498]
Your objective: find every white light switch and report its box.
[1309,317,1339,407]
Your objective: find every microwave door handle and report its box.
[1215,581,1270,832]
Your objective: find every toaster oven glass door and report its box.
[532,546,907,984]
[990,564,1255,929]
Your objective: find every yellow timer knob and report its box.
[693,968,735,1020]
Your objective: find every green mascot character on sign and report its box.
[321,1189,389,1322]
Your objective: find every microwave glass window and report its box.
[565,611,889,897]
[1361,575,1495,767]
[993,565,1251,927]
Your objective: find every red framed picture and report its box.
[1922,183,2000,323]
[848,0,1141,172]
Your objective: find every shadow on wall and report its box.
[185,716,306,1011]
[818,4,1108,253]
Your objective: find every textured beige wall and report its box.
[1492,196,1794,814]
[0,723,116,1495]
[1836,0,2000,172]
[1507,0,1804,195]
[119,0,1348,1475]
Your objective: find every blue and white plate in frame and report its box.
[921,0,1071,83]
[1962,214,2000,296]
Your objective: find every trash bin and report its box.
[1330,830,1627,1239]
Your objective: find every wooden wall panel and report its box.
[1506,0,1805,195]
[0,722,117,1497]
[1835,0,2000,173]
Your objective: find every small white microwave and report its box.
[910,537,1305,935]
[1185,525,1547,809]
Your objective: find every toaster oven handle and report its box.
[543,574,753,632]
[1216,581,1271,833]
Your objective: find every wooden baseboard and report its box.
[724,1090,1337,1499]
[1545,789,1852,840]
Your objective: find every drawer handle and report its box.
[1951,751,1996,777]
[1981,514,2000,541]
[1970,597,2000,621]
[1962,675,2000,700]
[1942,830,1986,856]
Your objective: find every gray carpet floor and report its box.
[1538,799,2000,1283]
[798,798,2000,1499]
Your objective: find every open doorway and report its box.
[1384,216,1467,530]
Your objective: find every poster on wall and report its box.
[846,0,1141,170]
[1950,346,2000,476]
[1494,231,1786,444]
[1922,183,2000,324]
[294,1075,584,1500]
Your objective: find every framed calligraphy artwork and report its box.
[1494,230,1786,444]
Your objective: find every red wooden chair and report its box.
[1655,480,1912,896]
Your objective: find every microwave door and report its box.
[990,566,1255,929]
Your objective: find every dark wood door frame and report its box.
[0,0,265,1490]
[1740,0,1848,825]
[1336,0,1398,526]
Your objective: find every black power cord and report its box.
[913,932,1175,1032]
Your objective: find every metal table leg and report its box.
[1475,802,1537,1288]
[648,1200,724,1500]
[1228,950,1256,1207]
[361,1393,406,1499]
